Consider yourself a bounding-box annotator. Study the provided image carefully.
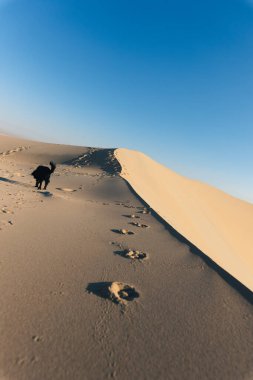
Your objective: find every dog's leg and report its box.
[38,181,42,190]
[35,180,39,187]
[44,178,50,190]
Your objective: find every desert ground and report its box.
[116,149,253,292]
[0,134,252,380]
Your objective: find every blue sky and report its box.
[0,0,253,202]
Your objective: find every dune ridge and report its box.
[115,148,253,292]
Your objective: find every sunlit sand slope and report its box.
[115,148,253,292]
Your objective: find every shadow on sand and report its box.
[86,282,113,300]
[64,148,122,175]
[0,177,53,196]
[86,282,139,304]
[0,177,19,185]
[123,181,253,305]
[0,176,32,188]
[37,191,53,197]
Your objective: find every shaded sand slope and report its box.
[116,148,253,292]
[1,135,253,380]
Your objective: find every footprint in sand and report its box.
[115,248,148,261]
[110,241,147,261]
[0,220,14,230]
[140,209,151,214]
[123,204,135,209]
[136,207,151,214]
[87,282,139,305]
[16,355,39,366]
[32,335,43,343]
[124,214,140,219]
[56,188,77,193]
[1,207,12,214]
[112,228,135,235]
[130,222,150,228]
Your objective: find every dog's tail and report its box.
[49,161,56,173]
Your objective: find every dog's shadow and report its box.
[38,191,53,197]
[0,177,19,185]
[0,176,32,188]
[0,177,52,196]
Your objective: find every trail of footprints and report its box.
[1,153,149,307]
[0,145,30,157]
[88,204,151,306]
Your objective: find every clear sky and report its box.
[0,0,252,202]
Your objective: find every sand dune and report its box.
[116,148,253,292]
[1,135,253,380]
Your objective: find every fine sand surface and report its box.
[0,135,253,380]
[116,148,253,292]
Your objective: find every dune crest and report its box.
[115,148,253,292]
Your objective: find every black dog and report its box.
[31,161,56,190]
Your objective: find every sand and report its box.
[116,148,253,292]
[0,135,252,380]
